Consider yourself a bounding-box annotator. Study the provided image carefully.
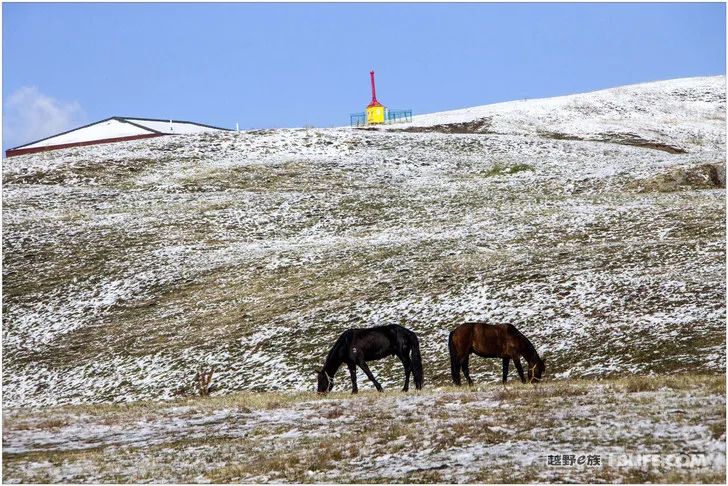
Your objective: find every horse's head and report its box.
[316,369,334,394]
[528,358,546,384]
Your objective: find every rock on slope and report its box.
[2,76,725,407]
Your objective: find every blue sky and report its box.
[2,2,725,150]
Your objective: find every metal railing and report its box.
[350,112,367,127]
[350,109,413,127]
[386,109,412,124]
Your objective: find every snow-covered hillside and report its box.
[389,76,724,150]
[2,76,725,407]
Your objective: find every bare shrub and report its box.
[195,367,216,397]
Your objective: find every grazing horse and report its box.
[317,324,424,394]
[448,322,545,386]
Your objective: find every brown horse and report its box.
[448,322,545,385]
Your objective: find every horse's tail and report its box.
[409,334,424,390]
[448,330,462,386]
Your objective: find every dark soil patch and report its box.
[396,117,493,134]
[602,132,687,154]
[539,130,687,154]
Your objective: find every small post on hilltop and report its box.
[366,69,385,125]
[370,69,378,105]
[348,68,412,127]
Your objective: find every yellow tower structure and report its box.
[366,70,385,124]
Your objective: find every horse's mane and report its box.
[323,331,350,370]
[509,324,540,361]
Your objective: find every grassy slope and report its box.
[1,77,725,408]
[2,375,725,483]
[1,76,726,483]
[2,129,725,406]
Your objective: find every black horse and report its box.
[317,324,424,394]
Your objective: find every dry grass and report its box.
[6,374,723,428]
[620,373,726,393]
[3,374,724,483]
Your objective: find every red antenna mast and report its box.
[368,69,382,107]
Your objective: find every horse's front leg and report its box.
[348,363,358,394]
[502,358,510,384]
[513,357,526,384]
[358,360,383,392]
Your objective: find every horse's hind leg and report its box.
[502,358,510,384]
[348,363,359,394]
[402,363,412,391]
[398,354,412,392]
[358,360,383,392]
[462,355,474,387]
[451,358,462,386]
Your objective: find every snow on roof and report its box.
[122,118,230,135]
[9,117,229,152]
[17,118,154,150]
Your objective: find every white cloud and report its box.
[3,86,85,149]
